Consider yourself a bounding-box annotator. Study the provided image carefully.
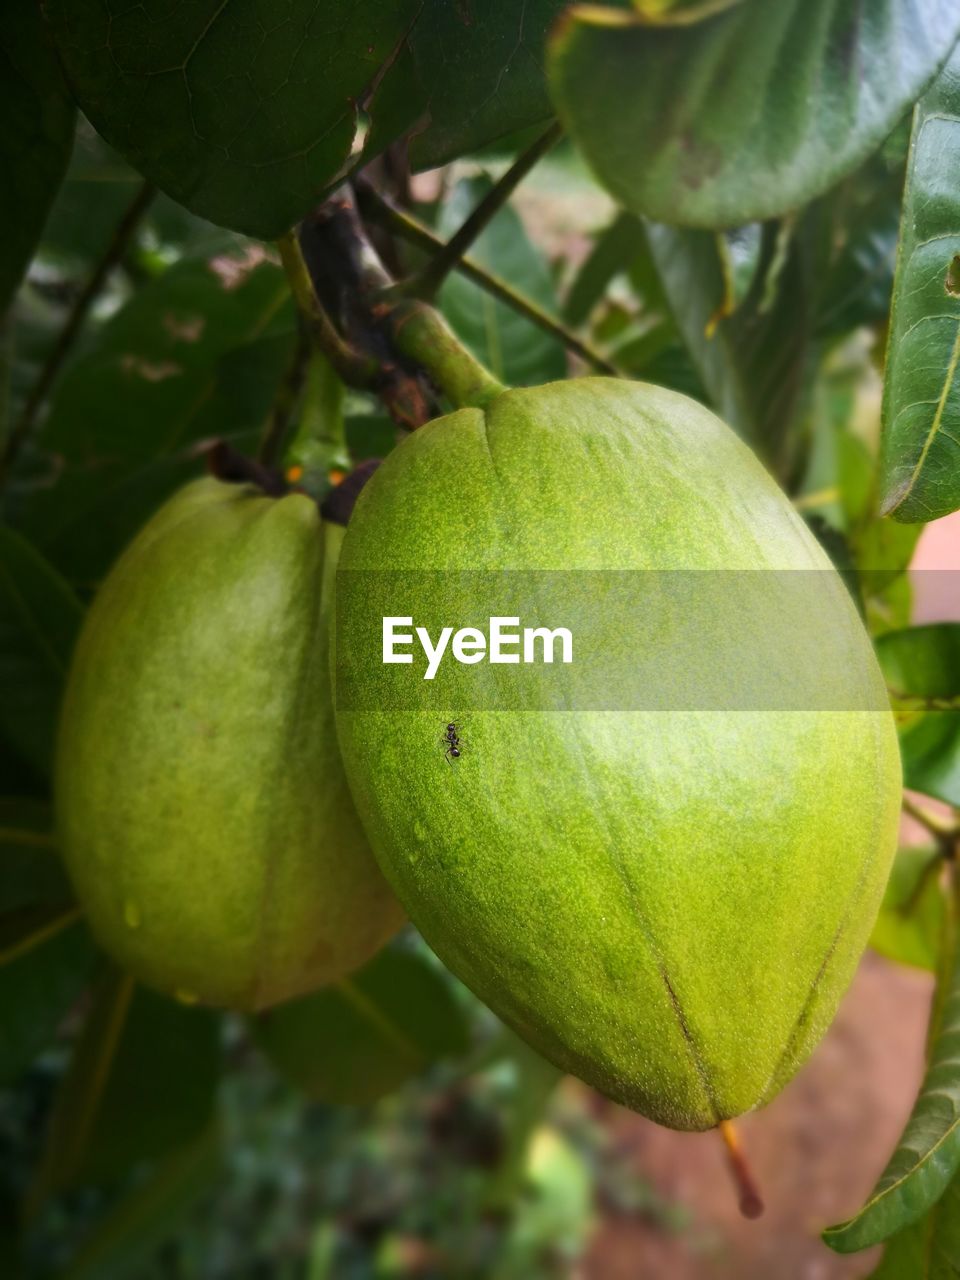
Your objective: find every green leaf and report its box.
[808,148,906,342]
[643,220,810,472]
[31,970,221,1205]
[880,44,960,523]
[63,1123,221,1280]
[897,716,960,808]
[563,213,647,327]
[40,120,238,273]
[868,1172,960,1278]
[44,0,421,239]
[251,944,470,1105]
[4,285,69,451]
[44,0,581,236]
[21,248,294,586]
[0,2,75,312]
[824,885,960,1253]
[0,800,95,1085]
[871,846,946,973]
[0,524,83,775]
[0,917,93,1086]
[378,1,568,175]
[878,626,960,701]
[876,626,960,806]
[548,0,960,230]
[437,176,566,388]
[0,799,66,912]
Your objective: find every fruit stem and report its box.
[718,1120,764,1219]
[389,300,506,410]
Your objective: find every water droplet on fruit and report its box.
[175,988,198,1006]
[123,899,141,929]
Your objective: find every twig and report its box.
[356,179,620,375]
[404,122,564,301]
[298,189,437,427]
[0,181,157,488]
[299,189,501,421]
[258,322,310,465]
[276,231,379,390]
[902,793,960,843]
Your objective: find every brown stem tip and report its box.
[718,1120,764,1219]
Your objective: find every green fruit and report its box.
[56,477,404,1010]
[335,378,901,1131]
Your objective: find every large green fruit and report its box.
[56,477,404,1009]
[335,378,901,1131]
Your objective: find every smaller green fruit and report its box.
[56,477,404,1009]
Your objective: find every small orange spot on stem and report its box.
[286,464,304,483]
[328,468,346,485]
[718,1120,764,1219]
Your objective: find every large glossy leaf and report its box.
[0,3,75,312]
[21,248,294,586]
[370,1,568,174]
[871,846,946,973]
[251,943,470,1105]
[643,220,810,474]
[548,0,960,230]
[880,44,960,523]
[0,800,95,1085]
[44,0,577,238]
[0,525,83,775]
[876,626,960,806]
[43,0,420,239]
[437,177,566,388]
[31,970,221,1205]
[824,886,960,1252]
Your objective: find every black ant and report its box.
[442,721,463,762]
